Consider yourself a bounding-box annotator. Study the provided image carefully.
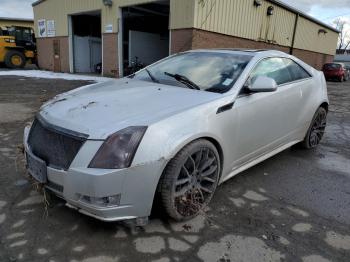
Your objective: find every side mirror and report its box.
[248,76,278,93]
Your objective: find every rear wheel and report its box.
[159,140,220,221]
[301,107,327,149]
[5,50,26,69]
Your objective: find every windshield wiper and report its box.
[164,72,200,90]
[145,68,159,83]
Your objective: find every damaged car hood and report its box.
[39,79,221,139]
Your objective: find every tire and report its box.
[159,139,221,221]
[300,107,327,149]
[5,50,26,69]
[339,75,344,82]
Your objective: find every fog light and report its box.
[79,194,121,207]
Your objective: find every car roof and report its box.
[324,62,344,66]
[187,48,288,57]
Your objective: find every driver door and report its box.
[229,57,303,170]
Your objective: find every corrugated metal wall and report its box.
[294,16,339,55]
[170,0,195,29]
[33,0,108,37]
[194,0,295,47]
[33,0,193,37]
[193,0,338,55]
[33,0,338,55]
[0,20,34,29]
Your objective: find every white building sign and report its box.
[47,20,56,37]
[105,24,113,33]
[38,19,47,37]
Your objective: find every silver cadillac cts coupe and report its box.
[24,49,328,223]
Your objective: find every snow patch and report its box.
[0,70,111,82]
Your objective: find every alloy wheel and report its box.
[173,148,219,217]
[309,109,327,147]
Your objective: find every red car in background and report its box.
[322,63,350,82]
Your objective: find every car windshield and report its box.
[324,64,341,70]
[131,52,252,93]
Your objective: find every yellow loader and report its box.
[0,26,37,69]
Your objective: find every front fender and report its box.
[132,102,227,166]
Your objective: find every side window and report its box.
[250,58,292,86]
[283,59,311,81]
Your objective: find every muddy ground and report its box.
[0,75,349,262]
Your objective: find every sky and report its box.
[1,0,350,32]
[0,0,350,23]
[1,0,350,22]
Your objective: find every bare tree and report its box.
[335,18,350,54]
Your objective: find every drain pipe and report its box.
[290,14,299,55]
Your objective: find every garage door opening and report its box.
[121,1,170,76]
[71,11,102,74]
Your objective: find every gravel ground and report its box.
[0,75,349,262]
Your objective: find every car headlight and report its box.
[88,126,147,169]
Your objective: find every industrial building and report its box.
[334,54,350,66]
[0,17,34,29]
[32,0,339,77]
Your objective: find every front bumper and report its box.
[24,126,167,222]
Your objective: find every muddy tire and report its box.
[300,107,327,149]
[5,50,26,69]
[159,139,220,221]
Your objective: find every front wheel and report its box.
[159,140,221,221]
[5,50,26,69]
[300,107,327,149]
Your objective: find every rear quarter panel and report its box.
[299,70,329,133]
